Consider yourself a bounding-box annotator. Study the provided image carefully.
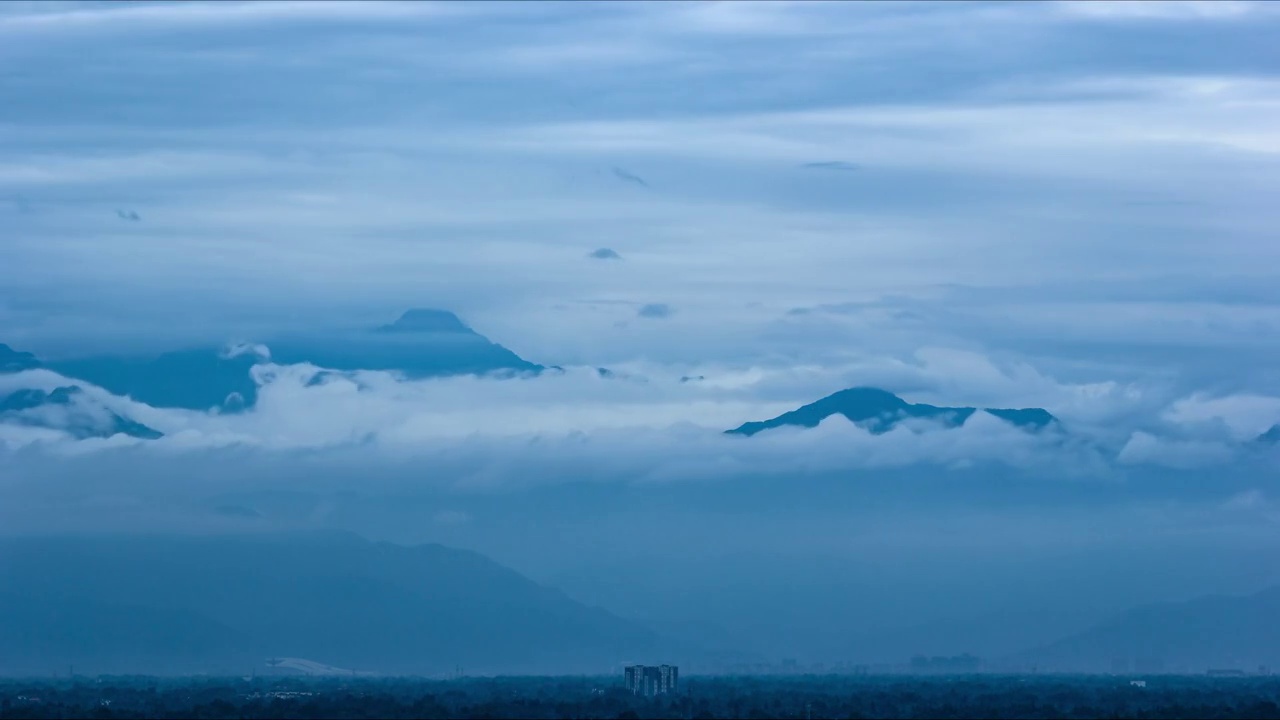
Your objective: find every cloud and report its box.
[1054,1,1263,21]
[0,1,1278,480]
[800,161,860,171]
[637,303,673,319]
[0,1,472,35]
[0,347,1255,478]
[588,247,622,260]
[1164,393,1280,441]
[611,166,649,188]
[1117,431,1237,469]
[219,341,272,361]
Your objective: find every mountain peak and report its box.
[0,343,41,373]
[728,386,1057,437]
[0,385,162,440]
[375,309,472,335]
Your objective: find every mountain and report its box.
[726,386,1058,437]
[1,343,41,373]
[267,309,543,379]
[35,309,541,412]
[0,532,660,676]
[0,385,162,440]
[1256,424,1280,444]
[47,348,262,412]
[1015,586,1280,673]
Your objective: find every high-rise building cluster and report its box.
[624,664,679,696]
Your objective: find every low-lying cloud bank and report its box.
[0,347,1277,491]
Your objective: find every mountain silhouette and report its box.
[26,309,540,412]
[0,343,40,373]
[0,385,162,440]
[268,309,542,379]
[1256,424,1280,445]
[726,386,1057,437]
[1015,586,1280,672]
[0,532,660,676]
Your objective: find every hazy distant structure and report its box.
[624,664,678,696]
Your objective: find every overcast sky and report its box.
[1,0,1277,366]
[2,3,1280,655]
[2,0,1280,597]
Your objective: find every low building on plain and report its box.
[624,664,679,696]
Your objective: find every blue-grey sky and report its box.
[2,0,1278,367]
[2,2,1280,655]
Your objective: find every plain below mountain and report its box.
[1013,586,1280,673]
[726,386,1058,437]
[0,531,663,677]
[31,309,540,412]
[0,385,162,440]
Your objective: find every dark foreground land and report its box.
[2,675,1280,719]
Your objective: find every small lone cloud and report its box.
[800,161,861,172]
[432,510,471,526]
[612,166,649,188]
[116,209,141,221]
[588,247,623,260]
[637,303,673,319]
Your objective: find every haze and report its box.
[1,0,1279,676]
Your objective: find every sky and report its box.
[2,0,1280,661]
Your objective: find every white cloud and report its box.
[1165,393,1280,440]
[1117,431,1236,469]
[1055,1,1263,21]
[0,1,470,35]
[0,349,1206,484]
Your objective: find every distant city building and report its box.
[624,665,679,696]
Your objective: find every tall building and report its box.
[624,664,679,696]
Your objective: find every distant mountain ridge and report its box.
[0,343,40,373]
[5,309,540,412]
[0,385,162,440]
[0,532,662,676]
[1015,585,1280,673]
[727,386,1058,437]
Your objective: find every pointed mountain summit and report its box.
[0,385,162,440]
[374,308,472,334]
[32,309,541,412]
[268,308,542,379]
[727,386,1057,437]
[0,343,41,373]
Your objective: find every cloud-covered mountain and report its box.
[268,308,543,379]
[0,532,661,676]
[0,385,162,440]
[1257,424,1280,445]
[28,309,541,412]
[46,347,262,413]
[1016,586,1280,673]
[0,343,41,373]
[726,386,1058,437]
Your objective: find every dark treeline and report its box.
[2,675,1280,719]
